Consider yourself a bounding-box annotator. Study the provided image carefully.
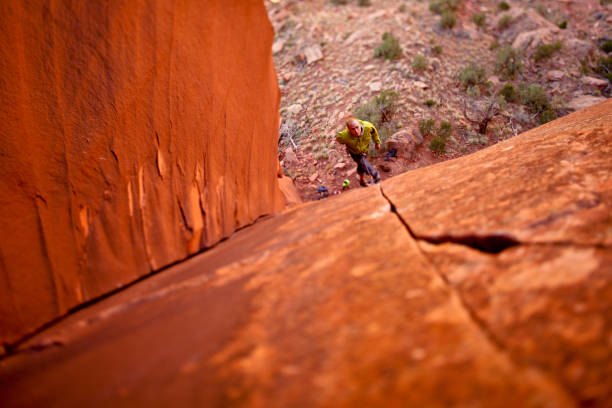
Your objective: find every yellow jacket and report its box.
[336,120,381,154]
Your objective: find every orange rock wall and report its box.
[0,0,284,345]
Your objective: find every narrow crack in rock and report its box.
[378,185,577,405]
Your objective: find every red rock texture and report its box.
[0,100,609,407]
[0,0,284,346]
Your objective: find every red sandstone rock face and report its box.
[0,101,609,407]
[0,1,284,345]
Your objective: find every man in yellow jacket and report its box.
[336,117,382,186]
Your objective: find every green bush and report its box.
[432,45,443,55]
[534,41,562,62]
[601,41,612,53]
[601,0,612,5]
[498,1,510,11]
[419,119,436,137]
[358,0,372,6]
[489,41,500,50]
[558,20,567,29]
[429,136,446,153]
[412,54,429,71]
[374,32,402,60]
[437,121,452,139]
[519,83,551,113]
[500,83,518,102]
[424,99,436,107]
[539,109,556,124]
[441,10,456,28]
[429,0,461,14]
[330,0,348,4]
[498,14,513,30]
[354,89,399,129]
[457,63,488,89]
[594,57,612,82]
[472,12,486,27]
[399,4,407,12]
[496,46,522,79]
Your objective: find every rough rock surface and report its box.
[0,1,284,345]
[0,101,609,407]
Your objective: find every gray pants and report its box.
[349,152,377,177]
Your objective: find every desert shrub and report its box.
[432,45,443,55]
[601,0,612,5]
[489,41,500,50]
[330,0,348,4]
[467,130,488,145]
[412,54,429,71]
[467,85,481,99]
[419,119,436,137]
[437,121,452,139]
[539,109,556,124]
[354,89,399,129]
[519,83,551,114]
[457,63,488,89]
[498,14,513,30]
[500,83,518,102]
[429,0,461,14]
[558,20,567,29]
[374,32,402,60]
[594,57,612,82]
[441,10,456,28]
[534,41,562,62]
[424,99,436,107]
[498,1,510,11]
[472,12,486,27]
[496,46,522,79]
[601,41,612,53]
[399,4,407,12]
[429,136,446,153]
[427,120,453,154]
[358,0,372,6]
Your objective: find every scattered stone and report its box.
[497,8,558,43]
[309,172,319,182]
[567,95,607,111]
[368,81,382,92]
[379,163,391,172]
[367,10,387,20]
[512,28,556,51]
[282,72,295,83]
[286,104,303,115]
[582,76,609,89]
[413,81,429,90]
[303,45,323,64]
[566,39,593,60]
[410,128,424,145]
[387,130,415,158]
[272,39,285,55]
[294,53,306,64]
[284,147,299,166]
[344,29,366,45]
[334,162,346,169]
[546,70,565,81]
[489,75,501,87]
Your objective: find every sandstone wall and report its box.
[0,0,284,345]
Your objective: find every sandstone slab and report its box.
[382,99,612,247]
[0,188,574,407]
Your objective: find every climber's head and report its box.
[346,117,362,137]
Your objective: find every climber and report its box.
[336,117,381,187]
